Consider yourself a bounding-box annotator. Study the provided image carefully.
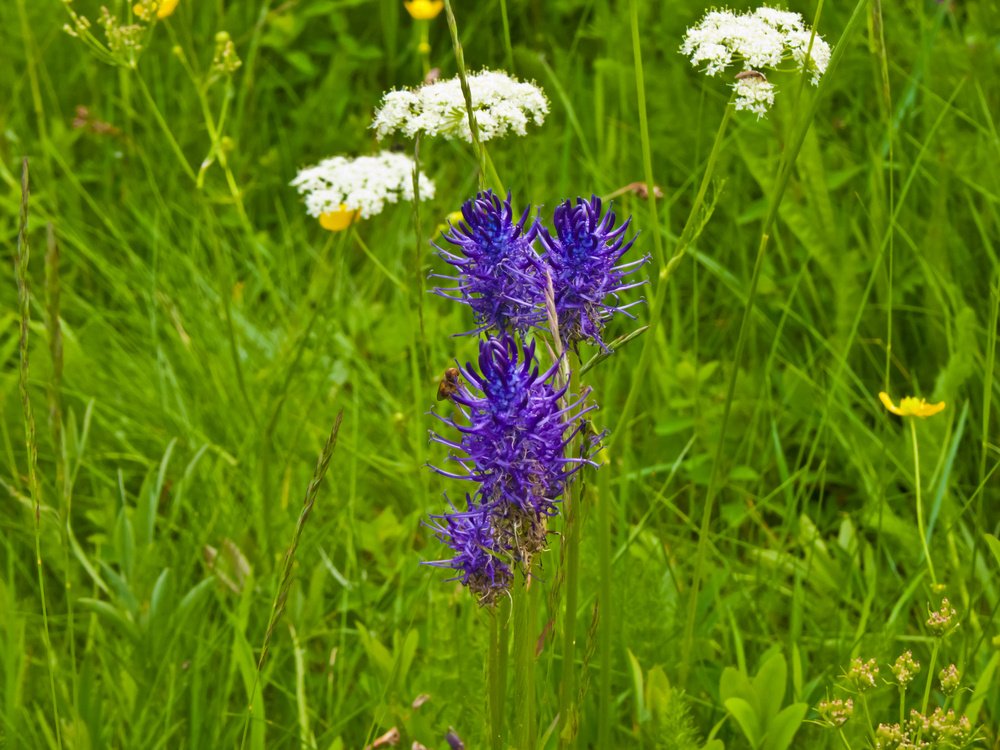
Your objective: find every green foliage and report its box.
[1,0,999,748]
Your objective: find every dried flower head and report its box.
[535,196,649,350]
[817,698,853,728]
[847,657,879,691]
[428,334,597,561]
[926,599,957,637]
[938,664,960,697]
[424,495,512,607]
[431,190,542,334]
[372,69,549,143]
[99,7,144,54]
[891,651,920,689]
[680,6,831,117]
[290,151,434,221]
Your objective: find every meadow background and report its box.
[2,0,1000,748]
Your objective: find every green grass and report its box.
[2,0,1000,748]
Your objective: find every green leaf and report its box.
[396,628,419,689]
[762,702,807,750]
[720,666,756,714]
[725,697,762,748]
[983,533,1000,569]
[357,624,395,684]
[964,652,999,724]
[645,665,671,723]
[627,648,650,723]
[753,653,787,728]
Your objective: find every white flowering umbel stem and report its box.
[442,0,488,191]
[411,135,430,374]
[911,417,937,586]
[679,0,873,689]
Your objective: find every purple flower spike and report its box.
[431,190,543,334]
[536,195,649,350]
[429,333,596,563]
[424,495,512,607]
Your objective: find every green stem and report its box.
[921,640,940,720]
[597,443,613,746]
[911,417,937,585]
[513,569,535,750]
[442,0,487,191]
[134,74,197,182]
[351,228,408,293]
[899,687,905,727]
[558,364,583,748]
[610,94,734,453]
[679,0,874,687]
[489,611,506,750]
[17,160,63,749]
[499,0,514,71]
[411,135,430,376]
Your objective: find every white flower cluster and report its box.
[680,6,832,116]
[290,151,435,219]
[733,75,776,119]
[372,69,549,143]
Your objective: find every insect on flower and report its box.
[437,367,462,401]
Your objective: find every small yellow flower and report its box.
[319,207,360,231]
[879,392,946,419]
[404,0,444,20]
[134,0,179,19]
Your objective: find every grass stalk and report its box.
[45,224,76,710]
[679,0,873,686]
[911,417,937,586]
[239,411,344,750]
[17,159,63,749]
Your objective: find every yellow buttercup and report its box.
[404,0,444,20]
[878,392,946,419]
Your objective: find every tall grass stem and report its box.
[17,159,63,749]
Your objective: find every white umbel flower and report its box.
[680,6,832,111]
[372,69,549,143]
[733,76,776,119]
[290,151,435,220]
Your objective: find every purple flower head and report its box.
[536,195,649,350]
[429,333,596,559]
[431,190,543,334]
[424,495,512,606]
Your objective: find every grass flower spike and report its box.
[428,334,596,561]
[680,7,831,117]
[372,69,549,142]
[878,392,946,419]
[290,151,434,225]
[536,195,649,349]
[432,190,542,334]
[404,0,443,19]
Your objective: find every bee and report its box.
[735,70,768,83]
[437,367,462,401]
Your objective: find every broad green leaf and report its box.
[725,697,762,749]
[964,652,999,724]
[753,653,787,728]
[645,664,672,723]
[719,666,755,713]
[762,702,808,750]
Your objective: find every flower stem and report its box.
[911,417,937,586]
[489,608,507,750]
[513,568,536,750]
[442,0,487,191]
[597,441,613,746]
[678,0,874,688]
[411,135,430,376]
[921,639,940,719]
[558,362,583,748]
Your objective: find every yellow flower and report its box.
[319,207,360,231]
[879,392,946,419]
[134,0,179,19]
[404,0,444,20]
